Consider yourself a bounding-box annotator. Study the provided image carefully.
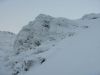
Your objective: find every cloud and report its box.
[0,0,4,2]
[0,0,7,2]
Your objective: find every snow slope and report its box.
[0,31,16,75]
[0,31,16,59]
[0,31,15,52]
[26,14,100,75]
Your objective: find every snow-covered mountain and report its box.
[26,13,100,75]
[11,14,81,75]
[0,31,16,75]
[82,13,100,20]
[0,31,15,57]
[14,14,79,55]
[0,13,100,75]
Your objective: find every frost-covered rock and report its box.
[82,13,100,20]
[7,53,45,75]
[9,14,80,75]
[14,14,78,54]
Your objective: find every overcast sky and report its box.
[0,0,100,33]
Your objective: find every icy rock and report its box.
[82,13,100,20]
[14,14,78,54]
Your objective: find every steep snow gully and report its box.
[0,13,100,75]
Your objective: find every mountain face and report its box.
[0,31,16,75]
[0,31,15,60]
[82,13,100,20]
[14,14,79,55]
[11,14,81,75]
[27,14,100,75]
[26,13,100,75]
[0,31,15,56]
[0,13,100,75]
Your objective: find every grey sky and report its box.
[0,0,100,33]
